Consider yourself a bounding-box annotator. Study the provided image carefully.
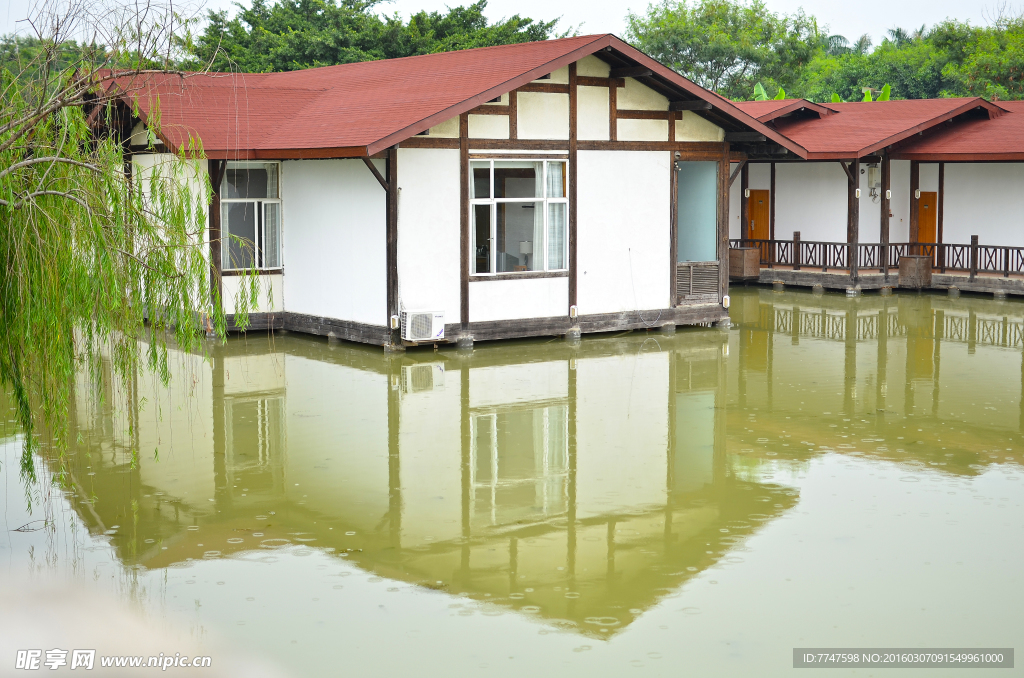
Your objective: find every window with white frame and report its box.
[470,159,568,275]
[221,162,282,270]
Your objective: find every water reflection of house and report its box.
[727,287,1024,472]
[60,331,797,637]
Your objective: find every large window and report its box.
[470,159,568,275]
[221,162,282,270]
[676,161,718,263]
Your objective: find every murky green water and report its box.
[2,287,1023,676]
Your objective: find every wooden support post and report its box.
[569,62,579,315]
[970,234,979,281]
[608,75,617,142]
[881,153,891,280]
[208,159,227,316]
[937,162,945,269]
[769,162,776,264]
[793,231,801,270]
[910,160,920,253]
[509,90,518,141]
[459,113,469,329]
[386,147,399,345]
[740,163,749,241]
[848,158,860,281]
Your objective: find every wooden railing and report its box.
[730,237,1024,278]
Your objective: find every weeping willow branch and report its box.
[1,0,258,479]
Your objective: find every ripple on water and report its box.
[260,539,291,549]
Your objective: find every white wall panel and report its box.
[468,277,569,322]
[944,163,1024,245]
[577,150,671,314]
[281,159,386,325]
[397,149,462,321]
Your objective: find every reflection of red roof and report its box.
[892,101,1024,160]
[111,34,807,159]
[734,98,1005,159]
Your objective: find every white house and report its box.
[114,35,805,347]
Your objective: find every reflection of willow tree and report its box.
[0,0,257,476]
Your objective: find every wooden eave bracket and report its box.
[838,160,854,183]
[728,160,747,187]
[362,157,389,192]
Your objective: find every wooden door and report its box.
[748,190,770,240]
[918,192,937,244]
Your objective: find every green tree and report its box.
[186,0,562,73]
[2,0,256,476]
[625,0,822,100]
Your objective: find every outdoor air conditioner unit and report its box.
[400,310,445,342]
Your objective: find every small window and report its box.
[221,162,282,270]
[469,159,568,275]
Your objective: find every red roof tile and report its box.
[734,98,1006,159]
[892,101,1024,160]
[734,98,837,122]
[112,35,807,158]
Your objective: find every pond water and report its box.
[2,287,1023,676]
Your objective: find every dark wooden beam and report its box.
[467,104,511,116]
[729,160,747,187]
[610,66,652,78]
[616,109,679,120]
[881,152,891,279]
[509,90,518,141]
[517,82,569,94]
[740,163,749,240]
[725,132,766,143]
[577,76,624,88]
[208,159,227,314]
[386,147,399,344]
[362,157,388,192]
[937,162,945,247]
[669,100,713,111]
[609,80,617,142]
[769,162,776,244]
[848,158,860,281]
[838,160,854,184]
[569,62,579,314]
[460,113,469,329]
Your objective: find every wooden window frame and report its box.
[220,160,283,272]
[468,158,569,278]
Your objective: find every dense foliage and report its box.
[186,0,564,72]
[627,0,1024,101]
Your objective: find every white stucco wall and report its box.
[676,112,725,142]
[468,277,569,322]
[942,163,1024,246]
[222,273,284,314]
[468,114,509,139]
[578,150,671,315]
[281,159,386,326]
[773,162,849,242]
[518,92,569,140]
[618,118,668,142]
[578,86,610,141]
[396,148,461,322]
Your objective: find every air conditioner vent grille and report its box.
[676,262,720,303]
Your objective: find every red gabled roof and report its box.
[111,35,808,159]
[736,98,837,123]
[734,98,1006,159]
[892,101,1024,160]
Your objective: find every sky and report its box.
[0,0,1011,46]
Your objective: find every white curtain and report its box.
[547,162,566,270]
